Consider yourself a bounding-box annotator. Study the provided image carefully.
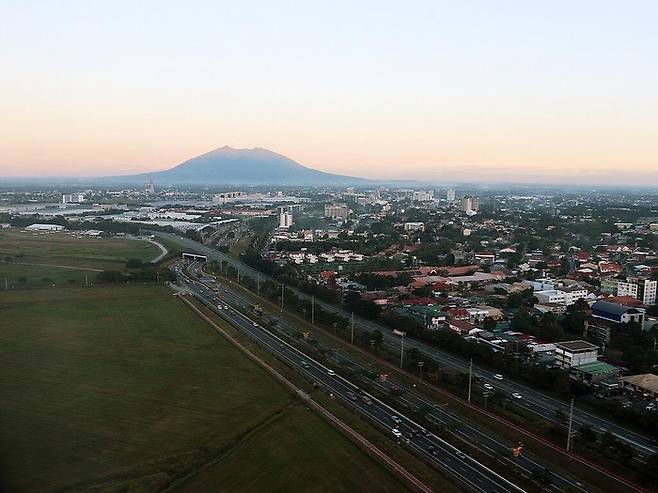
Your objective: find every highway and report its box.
[174,260,527,493]
[160,233,658,457]
[185,261,596,493]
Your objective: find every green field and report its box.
[0,286,410,493]
[0,229,161,287]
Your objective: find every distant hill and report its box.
[112,146,370,185]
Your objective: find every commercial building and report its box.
[403,222,425,232]
[62,193,85,204]
[324,203,350,220]
[620,374,658,400]
[412,190,434,202]
[446,188,456,202]
[591,300,645,325]
[25,223,65,231]
[554,340,599,369]
[571,361,620,383]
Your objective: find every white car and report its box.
[392,428,402,438]
[493,374,504,381]
[327,369,336,376]
[483,383,494,391]
[511,392,523,400]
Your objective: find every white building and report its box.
[324,203,350,220]
[554,340,599,369]
[62,193,85,204]
[462,196,480,215]
[412,190,434,202]
[618,278,657,305]
[403,222,425,232]
[446,188,456,202]
[279,211,293,228]
[25,223,65,231]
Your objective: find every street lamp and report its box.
[418,361,425,379]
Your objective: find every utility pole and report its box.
[257,273,260,295]
[5,277,8,290]
[566,397,575,452]
[84,273,88,287]
[467,359,473,403]
[418,361,424,379]
[400,335,405,369]
[311,296,315,325]
[280,283,284,312]
[350,312,355,345]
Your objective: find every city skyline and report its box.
[2,1,657,185]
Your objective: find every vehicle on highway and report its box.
[511,392,523,399]
[253,322,258,326]
[391,428,402,438]
[346,391,357,401]
[300,361,310,369]
[223,305,229,309]
[493,373,504,381]
[361,395,373,405]
[392,329,406,337]
[455,450,467,459]
[216,305,223,310]
[391,415,401,424]
[483,383,494,391]
[327,369,336,376]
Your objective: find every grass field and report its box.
[0,229,161,287]
[0,285,411,493]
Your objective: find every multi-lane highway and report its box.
[174,260,527,493]
[160,233,658,457]
[185,260,600,493]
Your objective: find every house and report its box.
[448,319,477,336]
[474,252,495,265]
[554,340,599,369]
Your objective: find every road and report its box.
[159,232,658,457]
[175,260,527,493]
[186,261,599,493]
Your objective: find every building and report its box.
[403,222,425,232]
[412,190,434,202]
[446,188,456,202]
[462,196,480,215]
[617,278,657,305]
[554,340,599,369]
[279,210,293,228]
[144,178,155,195]
[25,223,65,231]
[571,361,620,383]
[324,203,350,220]
[212,191,244,205]
[535,290,566,305]
[591,300,645,325]
[620,374,658,400]
[61,193,85,204]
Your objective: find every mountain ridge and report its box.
[111,146,370,185]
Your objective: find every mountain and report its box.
[113,146,369,185]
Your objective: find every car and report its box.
[253,322,258,327]
[646,403,656,411]
[300,361,310,369]
[427,445,436,452]
[361,395,373,405]
[346,391,357,401]
[483,383,494,391]
[216,305,223,310]
[327,369,336,376]
[391,428,402,438]
[511,392,523,399]
[493,374,504,381]
[391,415,401,424]
[223,305,229,309]
[455,450,467,459]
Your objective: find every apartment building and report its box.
[554,340,599,369]
[617,278,657,305]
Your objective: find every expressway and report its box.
[174,260,526,493]
[186,261,596,493]
[159,233,658,457]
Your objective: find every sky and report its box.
[1,0,657,185]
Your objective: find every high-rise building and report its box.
[617,278,657,305]
[144,177,156,195]
[446,188,456,202]
[462,196,479,215]
[324,203,350,220]
[412,190,434,202]
[279,210,293,228]
[62,193,85,204]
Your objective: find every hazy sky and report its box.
[1,1,657,185]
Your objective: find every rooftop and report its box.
[555,340,598,352]
[572,361,619,375]
[620,374,658,394]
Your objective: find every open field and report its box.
[0,285,411,493]
[0,229,161,287]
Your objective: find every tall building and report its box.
[617,278,657,305]
[279,209,293,228]
[446,188,456,202]
[144,177,155,195]
[412,190,434,202]
[324,203,350,220]
[462,196,479,215]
